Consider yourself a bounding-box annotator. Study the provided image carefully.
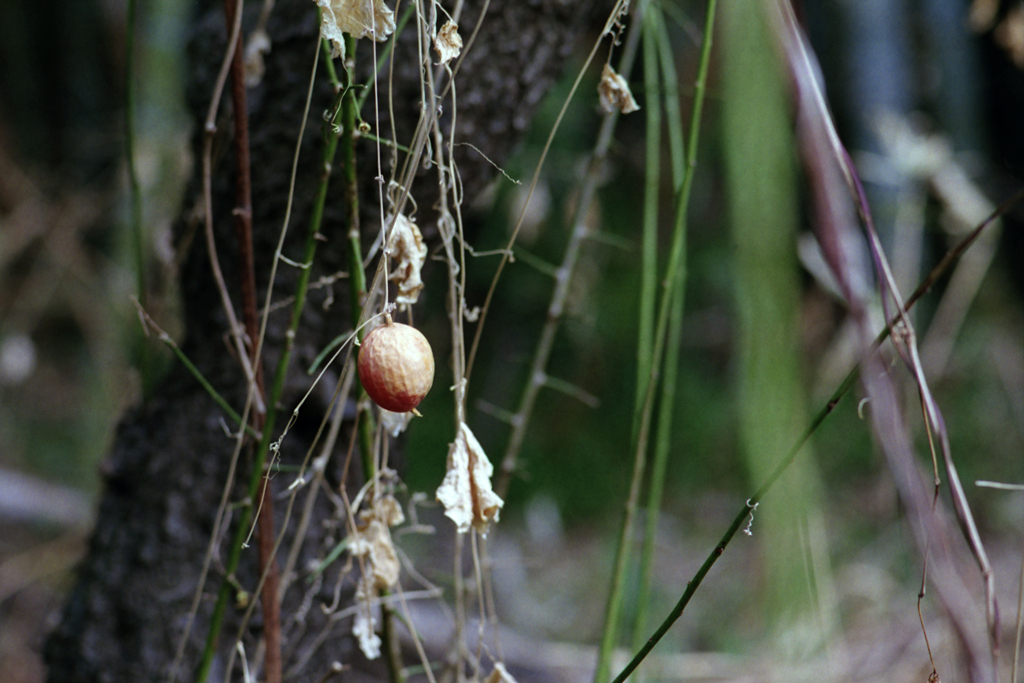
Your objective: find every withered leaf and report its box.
[436,422,504,535]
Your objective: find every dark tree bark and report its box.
[45,1,598,681]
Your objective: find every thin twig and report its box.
[465,0,630,383]
[197,0,265,417]
[494,1,638,501]
[835,67,1002,683]
[131,297,259,439]
[1013,549,1023,683]
[417,2,488,677]
[611,356,848,683]
[224,0,261,372]
[777,0,1009,672]
[917,488,940,680]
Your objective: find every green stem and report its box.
[626,12,662,668]
[630,9,689,663]
[656,20,687,186]
[156,332,259,440]
[339,44,378,486]
[633,2,661,432]
[124,0,152,397]
[611,364,852,683]
[594,1,717,681]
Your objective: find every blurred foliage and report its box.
[0,0,188,491]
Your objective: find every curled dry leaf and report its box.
[315,0,396,57]
[485,663,519,683]
[243,29,271,87]
[598,63,640,114]
[352,577,381,659]
[349,494,404,659]
[386,213,427,308]
[434,21,463,65]
[380,407,413,436]
[350,495,404,589]
[436,422,504,535]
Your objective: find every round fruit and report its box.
[357,319,435,413]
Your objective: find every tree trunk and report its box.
[45,1,597,681]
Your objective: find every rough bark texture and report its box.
[45,1,598,681]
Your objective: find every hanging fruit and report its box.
[357,317,434,414]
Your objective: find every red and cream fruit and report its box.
[357,318,435,413]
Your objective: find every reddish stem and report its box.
[222,0,280,681]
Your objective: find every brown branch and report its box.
[225,2,259,347]
[222,0,280,680]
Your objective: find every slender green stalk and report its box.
[656,19,687,187]
[633,2,661,428]
[358,131,411,153]
[611,359,852,682]
[594,2,717,681]
[155,335,259,440]
[124,0,153,397]
[626,9,662,664]
[630,9,688,662]
[133,293,258,438]
[339,35,378,484]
